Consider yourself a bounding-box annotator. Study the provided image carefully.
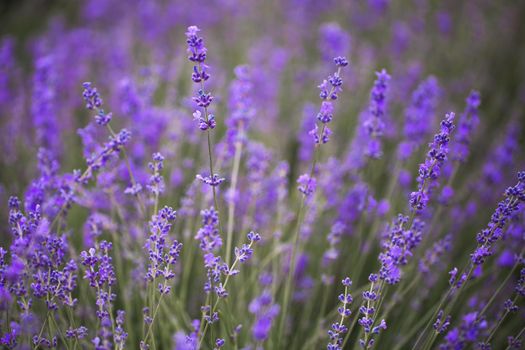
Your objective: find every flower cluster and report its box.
[357,274,387,348]
[146,152,165,197]
[80,241,119,349]
[310,56,348,145]
[76,82,132,184]
[249,287,280,342]
[226,65,256,154]
[470,173,525,265]
[186,26,214,127]
[440,312,487,349]
[398,76,440,161]
[29,235,79,309]
[363,69,390,159]
[409,112,455,212]
[379,215,424,284]
[145,206,182,294]
[297,173,317,197]
[327,277,353,350]
[452,90,481,162]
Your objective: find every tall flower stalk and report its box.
[185,26,223,215]
[277,56,348,346]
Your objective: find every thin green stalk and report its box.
[277,129,323,346]
[484,294,519,344]
[479,248,524,318]
[392,297,443,350]
[49,313,68,349]
[142,282,168,346]
[225,138,244,265]
[418,265,474,350]
[34,310,51,350]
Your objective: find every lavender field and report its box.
[0,1,524,349]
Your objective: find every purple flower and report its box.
[195,207,222,254]
[249,289,280,342]
[319,23,351,61]
[398,76,440,161]
[328,278,354,349]
[32,55,60,155]
[379,215,424,284]
[80,241,116,349]
[145,152,165,196]
[470,173,525,266]
[225,65,255,157]
[145,206,182,285]
[452,91,481,163]
[309,56,349,144]
[409,113,455,212]
[363,69,390,159]
[297,174,317,196]
[82,82,103,110]
[186,26,207,64]
[196,173,225,187]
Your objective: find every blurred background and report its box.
[1,0,524,226]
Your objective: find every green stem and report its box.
[225,138,244,265]
[479,248,524,318]
[277,127,323,346]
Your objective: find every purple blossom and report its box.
[145,206,182,285]
[249,289,280,342]
[452,91,481,163]
[80,241,116,349]
[470,173,525,265]
[225,65,255,157]
[309,56,349,144]
[409,113,455,212]
[196,173,225,187]
[32,55,60,155]
[398,76,440,160]
[327,277,353,350]
[297,174,317,196]
[319,22,351,61]
[363,69,390,159]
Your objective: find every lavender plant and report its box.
[1,1,524,350]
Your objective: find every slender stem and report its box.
[419,266,474,350]
[277,129,323,346]
[49,313,68,349]
[479,248,523,318]
[142,284,167,346]
[393,297,442,350]
[225,138,244,265]
[33,310,50,350]
[484,294,519,344]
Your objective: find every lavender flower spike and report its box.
[470,172,525,265]
[363,69,391,159]
[328,277,353,350]
[309,56,349,145]
[409,112,455,212]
